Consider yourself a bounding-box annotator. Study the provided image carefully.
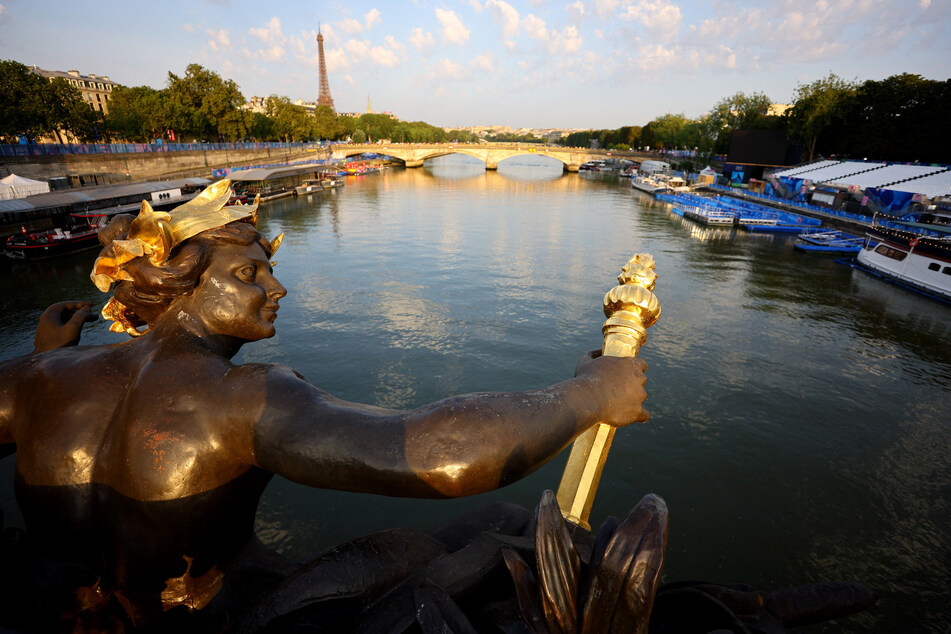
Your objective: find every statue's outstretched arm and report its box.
[251,354,647,499]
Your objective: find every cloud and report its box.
[468,0,483,11]
[436,8,470,44]
[522,14,547,40]
[431,57,469,80]
[410,27,435,54]
[364,9,381,30]
[472,52,496,72]
[593,0,620,18]
[249,17,286,44]
[565,1,585,22]
[342,39,401,68]
[325,48,349,72]
[619,1,682,38]
[259,44,285,62]
[183,23,197,33]
[337,17,363,35]
[205,28,231,49]
[486,0,521,37]
[385,35,406,58]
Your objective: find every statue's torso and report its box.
[11,342,273,622]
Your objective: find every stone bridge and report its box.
[331,143,651,172]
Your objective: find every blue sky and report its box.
[1,0,948,129]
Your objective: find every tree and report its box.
[264,96,315,142]
[166,64,246,141]
[106,85,172,142]
[46,79,104,142]
[785,73,857,161]
[703,91,776,154]
[0,60,57,141]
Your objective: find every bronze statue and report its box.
[0,181,878,632]
[0,181,651,630]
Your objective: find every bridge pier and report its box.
[405,159,424,168]
[564,164,579,173]
[485,162,498,170]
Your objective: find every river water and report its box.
[1,155,949,631]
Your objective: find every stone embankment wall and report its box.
[0,147,332,185]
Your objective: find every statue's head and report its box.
[91,180,284,337]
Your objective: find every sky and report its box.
[0,0,948,130]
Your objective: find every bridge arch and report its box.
[331,143,647,172]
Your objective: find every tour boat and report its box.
[794,229,864,254]
[4,213,106,260]
[854,206,951,303]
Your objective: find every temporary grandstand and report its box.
[771,160,951,211]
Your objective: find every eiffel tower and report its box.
[316,23,335,113]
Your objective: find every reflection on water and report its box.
[1,156,949,632]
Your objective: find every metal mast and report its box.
[316,22,335,113]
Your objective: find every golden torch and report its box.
[556,254,661,529]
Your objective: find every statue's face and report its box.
[183,241,287,341]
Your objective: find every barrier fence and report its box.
[0,141,331,158]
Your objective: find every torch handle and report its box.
[555,255,659,530]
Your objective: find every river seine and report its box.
[1,155,949,631]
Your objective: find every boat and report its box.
[794,229,864,254]
[853,204,951,302]
[4,213,107,260]
[631,174,670,194]
[631,173,689,195]
[295,179,324,196]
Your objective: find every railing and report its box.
[0,141,330,158]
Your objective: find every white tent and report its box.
[0,174,50,200]
[699,166,717,176]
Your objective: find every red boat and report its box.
[4,214,107,260]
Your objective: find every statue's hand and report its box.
[575,350,649,426]
[32,301,99,353]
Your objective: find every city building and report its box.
[30,67,119,114]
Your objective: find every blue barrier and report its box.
[0,141,330,157]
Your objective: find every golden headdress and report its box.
[91,179,284,337]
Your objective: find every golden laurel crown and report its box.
[90,179,284,336]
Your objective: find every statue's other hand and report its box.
[575,351,649,427]
[32,301,99,353]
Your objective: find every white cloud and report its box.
[436,8,470,44]
[249,17,286,44]
[337,17,363,35]
[619,1,682,38]
[522,14,547,40]
[183,23,197,33]
[342,39,401,68]
[565,1,585,22]
[410,27,435,53]
[472,52,495,71]
[325,48,349,72]
[385,35,406,58]
[259,44,285,62]
[593,0,620,18]
[486,0,521,37]
[432,57,469,80]
[364,9,381,30]
[468,0,483,11]
[205,28,231,48]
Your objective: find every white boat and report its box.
[854,205,951,303]
[631,173,689,195]
[295,179,324,195]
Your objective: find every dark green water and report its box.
[1,155,949,631]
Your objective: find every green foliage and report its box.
[0,59,104,142]
[784,73,858,160]
[485,131,544,143]
[166,64,247,141]
[265,96,316,142]
[106,85,171,142]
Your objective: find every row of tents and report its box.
[0,174,50,200]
